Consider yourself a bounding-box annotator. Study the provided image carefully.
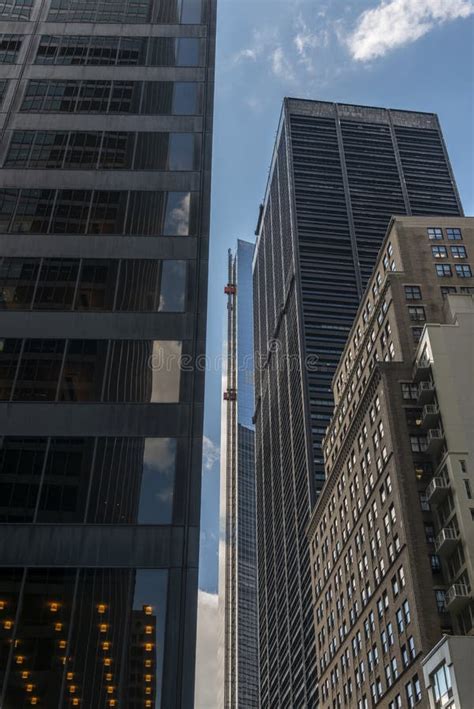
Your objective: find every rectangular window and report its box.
[412,327,423,343]
[440,286,457,298]
[0,0,34,21]
[404,285,422,300]
[446,227,462,240]
[451,245,467,259]
[408,306,425,322]
[0,79,8,107]
[0,438,47,522]
[432,245,448,259]
[427,227,443,240]
[47,0,153,23]
[455,264,472,278]
[0,34,22,64]
[13,339,65,401]
[436,264,452,277]
[33,259,79,310]
[0,258,39,309]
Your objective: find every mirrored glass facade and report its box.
[0,0,216,705]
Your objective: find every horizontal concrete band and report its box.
[0,523,200,568]
[0,235,198,259]
[0,169,200,191]
[0,402,202,436]
[0,311,194,339]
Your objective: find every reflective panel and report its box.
[159,260,187,312]
[2,569,76,709]
[13,339,65,401]
[137,438,176,523]
[0,258,39,310]
[163,192,191,235]
[36,438,95,523]
[168,133,196,171]
[0,339,22,400]
[116,260,162,311]
[59,340,108,402]
[0,438,47,522]
[75,260,118,311]
[150,340,182,403]
[33,259,78,310]
[0,569,23,691]
[122,570,168,709]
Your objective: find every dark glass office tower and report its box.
[219,240,258,708]
[0,1,216,707]
[253,98,463,707]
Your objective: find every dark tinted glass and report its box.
[10,189,54,234]
[168,133,197,170]
[134,133,168,170]
[116,260,162,311]
[137,438,176,523]
[75,259,118,311]
[0,189,18,232]
[13,339,65,401]
[59,340,108,402]
[65,132,102,169]
[0,79,7,106]
[0,258,39,309]
[2,569,76,708]
[0,34,22,64]
[48,0,152,22]
[0,568,23,688]
[88,190,127,234]
[50,190,90,234]
[37,438,94,522]
[126,192,165,235]
[177,37,200,65]
[0,338,22,400]
[0,438,47,522]
[173,82,199,114]
[108,81,142,113]
[33,259,78,310]
[99,132,135,169]
[163,191,193,235]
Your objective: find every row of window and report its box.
[35,34,203,66]
[0,435,179,524]
[0,257,187,312]
[21,79,200,115]
[435,263,472,278]
[47,0,202,24]
[0,0,34,21]
[432,244,467,259]
[0,338,182,403]
[4,131,200,171]
[0,189,196,236]
[427,226,462,241]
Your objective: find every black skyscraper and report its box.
[0,1,215,707]
[253,98,463,707]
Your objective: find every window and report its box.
[404,285,422,300]
[451,245,467,259]
[412,327,423,343]
[460,286,474,294]
[0,34,23,63]
[405,681,415,708]
[0,258,39,309]
[464,479,472,499]
[430,662,453,704]
[446,227,462,240]
[432,245,448,259]
[408,636,416,660]
[401,383,418,400]
[47,0,153,23]
[408,306,425,322]
[0,0,34,21]
[440,286,457,298]
[455,264,472,278]
[402,599,411,624]
[435,264,452,277]
[410,435,427,452]
[431,554,441,572]
[427,227,443,240]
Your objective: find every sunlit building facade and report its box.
[252,99,463,707]
[219,240,258,708]
[0,0,216,706]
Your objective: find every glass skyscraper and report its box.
[0,0,216,706]
[253,98,463,707]
[219,239,258,708]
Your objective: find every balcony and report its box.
[413,356,431,382]
[417,381,435,404]
[435,527,459,556]
[421,404,440,428]
[426,428,444,456]
[445,584,471,612]
[426,477,450,505]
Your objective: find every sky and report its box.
[196,0,473,704]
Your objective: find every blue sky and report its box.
[197,0,474,598]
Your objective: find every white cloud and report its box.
[232,47,258,63]
[271,47,295,81]
[203,435,219,471]
[347,0,474,62]
[194,590,219,709]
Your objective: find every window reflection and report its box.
[13,339,65,402]
[76,260,118,311]
[159,260,187,312]
[36,438,94,523]
[0,339,22,400]
[34,259,78,310]
[0,569,23,692]
[150,340,182,403]
[163,192,191,236]
[59,340,108,402]
[0,259,38,310]
[2,569,76,709]
[137,438,176,523]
